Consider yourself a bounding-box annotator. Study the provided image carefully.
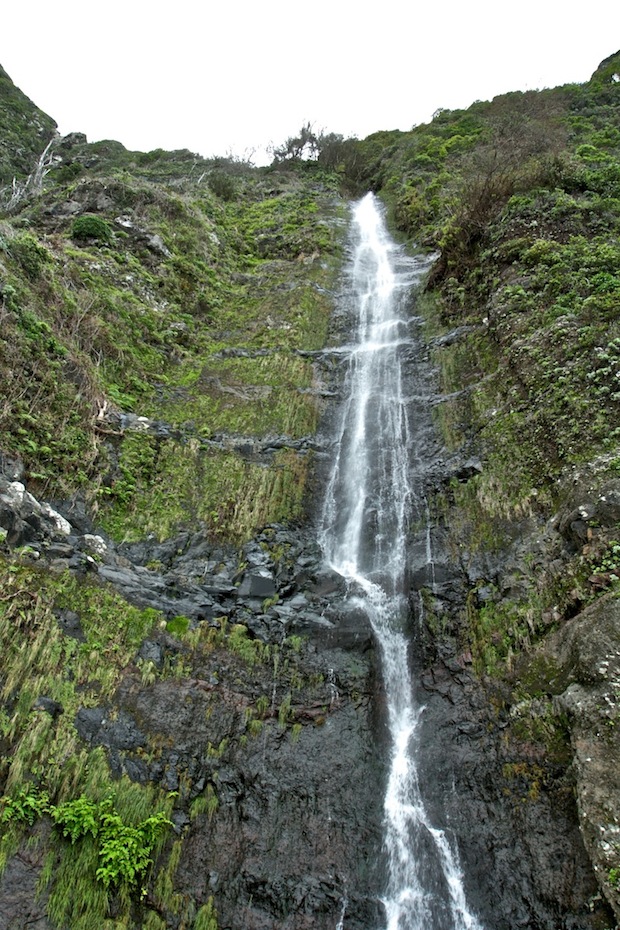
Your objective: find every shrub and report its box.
[71,214,112,242]
[207,171,236,201]
[10,233,51,279]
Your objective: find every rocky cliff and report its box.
[1,54,620,930]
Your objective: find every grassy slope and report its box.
[0,132,345,543]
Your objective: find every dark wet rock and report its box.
[307,566,347,598]
[448,456,483,482]
[415,658,607,930]
[118,755,151,785]
[33,696,64,717]
[301,602,374,652]
[75,707,146,752]
[44,541,74,559]
[0,824,52,930]
[7,516,38,547]
[74,706,106,741]
[538,595,620,921]
[96,561,219,621]
[0,452,24,482]
[410,560,462,592]
[237,570,277,599]
[172,690,383,930]
[431,325,477,347]
[137,639,165,669]
[54,608,85,641]
[0,480,73,548]
[594,486,620,525]
[244,614,284,642]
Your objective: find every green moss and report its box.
[166,615,191,637]
[144,353,318,439]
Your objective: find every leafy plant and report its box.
[0,785,50,825]
[96,802,171,888]
[52,795,100,842]
[1,785,172,890]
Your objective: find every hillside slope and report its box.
[347,49,620,924]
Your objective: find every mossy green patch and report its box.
[1,149,344,514]
[101,436,311,543]
[144,353,318,439]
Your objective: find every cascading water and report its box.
[320,193,482,930]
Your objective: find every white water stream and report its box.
[320,194,482,930]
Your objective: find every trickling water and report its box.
[320,194,481,930]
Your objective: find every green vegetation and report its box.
[0,556,175,925]
[194,898,218,930]
[1,787,171,888]
[0,553,322,926]
[101,437,311,543]
[0,112,344,539]
[71,214,113,242]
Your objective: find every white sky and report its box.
[2,1,620,165]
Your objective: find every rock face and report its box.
[413,654,606,930]
[540,595,620,923]
[0,824,52,930]
[0,452,385,928]
[0,312,614,930]
[90,640,385,930]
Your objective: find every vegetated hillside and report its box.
[0,63,56,185]
[0,125,344,543]
[338,49,620,921]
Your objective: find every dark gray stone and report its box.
[33,696,64,717]
[237,571,277,599]
[55,608,85,641]
[137,640,165,669]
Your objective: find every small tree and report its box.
[271,122,320,162]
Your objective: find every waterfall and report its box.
[320,194,481,930]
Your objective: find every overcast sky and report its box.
[2,2,620,165]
